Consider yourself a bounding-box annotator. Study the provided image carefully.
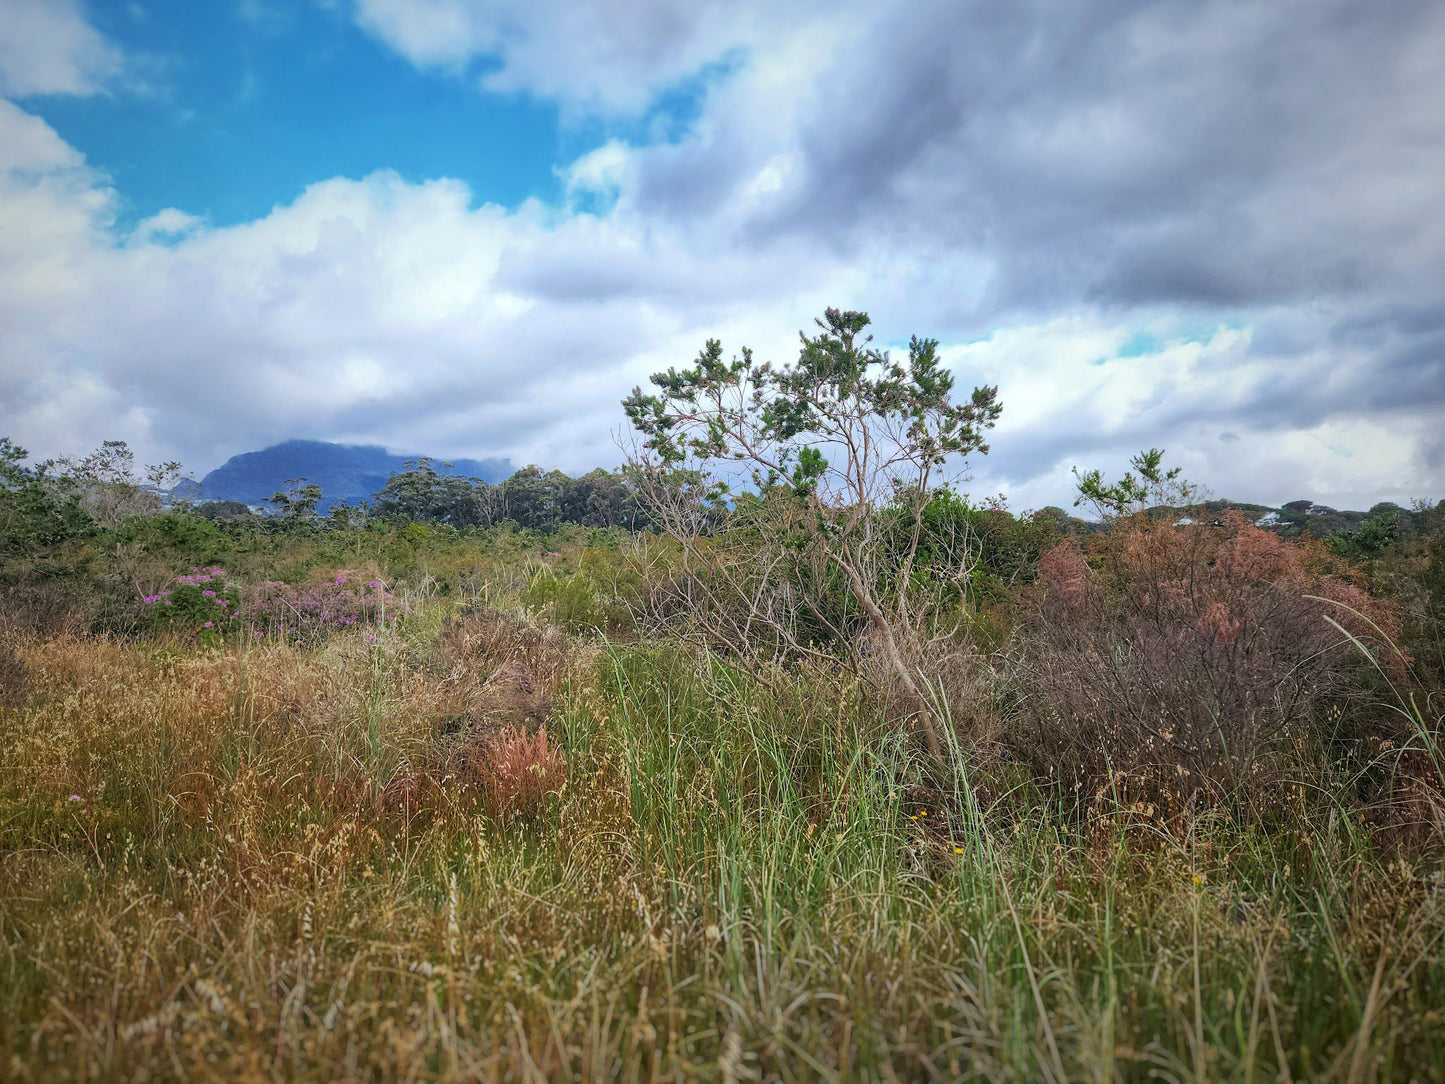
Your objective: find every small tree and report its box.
[38,439,183,526]
[623,307,1001,759]
[266,478,323,526]
[1072,447,1198,522]
[0,438,94,558]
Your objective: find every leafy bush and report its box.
[144,567,242,647]
[520,552,640,636]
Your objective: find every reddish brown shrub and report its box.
[1020,514,1402,818]
[453,725,566,820]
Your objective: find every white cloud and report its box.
[351,0,826,114]
[130,207,205,244]
[0,0,121,97]
[1,0,1442,511]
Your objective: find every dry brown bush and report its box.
[0,637,28,710]
[0,581,97,637]
[427,606,580,730]
[423,607,580,818]
[1016,512,1403,819]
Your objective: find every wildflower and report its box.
[68,794,83,803]
[203,621,213,628]
[1191,873,1206,885]
[954,846,964,854]
[202,589,216,597]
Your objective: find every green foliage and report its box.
[0,438,95,562]
[624,307,1001,490]
[1073,447,1196,519]
[371,458,494,525]
[193,499,254,522]
[265,477,324,526]
[500,465,570,531]
[372,461,642,531]
[110,512,229,561]
[1329,504,1403,559]
[144,568,241,647]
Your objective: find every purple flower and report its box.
[68,794,83,803]
[202,589,216,597]
[203,621,213,628]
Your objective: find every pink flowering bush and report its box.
[143,567,242,647]
[244,569,402,645]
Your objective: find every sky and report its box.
[0,0,1442,511]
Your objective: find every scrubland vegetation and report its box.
[3,313,1445,1081]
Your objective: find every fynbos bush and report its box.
[1020,513,1400,815]
[144,567,242,647]
[453,724,566,820]
[245,570,401,644]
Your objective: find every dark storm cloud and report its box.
[739,0,1443,305]
[690,0,1445,460]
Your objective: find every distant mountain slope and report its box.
[196,440,512,510]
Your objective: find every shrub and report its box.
[520,561,636,636]
[0,581,98,637]
[244,569,402,645]
[0,639,28,710]
[144,567,242,647]
[1017,512,1401,818]
[453,724,566,820]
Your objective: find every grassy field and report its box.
[3,575,1443,1082]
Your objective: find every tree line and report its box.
[1,438,647,545]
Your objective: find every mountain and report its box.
[195,440,512,511]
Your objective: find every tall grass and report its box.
[2,609,1443,1081]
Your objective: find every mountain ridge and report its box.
[192,439,512,511]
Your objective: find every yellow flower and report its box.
[953,846,964,855]
[1191,874,1206,885]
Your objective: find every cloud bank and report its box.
[1,0,1442,509]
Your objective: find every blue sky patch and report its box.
[21,0,572,229]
